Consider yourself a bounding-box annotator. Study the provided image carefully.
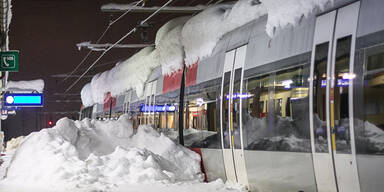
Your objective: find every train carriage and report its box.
[80,0,384,191]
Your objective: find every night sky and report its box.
[2,0,227,140]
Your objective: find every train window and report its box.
[222,71,231,149]
[359,46,384,154]
[183,87,221,149]
[233,68,242,149]
[334,36,352,154]
[242,65,310,152]
[313,42,329,153]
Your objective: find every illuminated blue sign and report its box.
[4,93,43,107]
[140,105,176,112]
[225,93,252,100]
[320,79,349,88]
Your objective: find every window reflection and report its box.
[359,47,384,154]
[313,42,329,152]
[182,89,221,148]
[242,65,311,152]
[334,36,352,154]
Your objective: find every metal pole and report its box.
[178,64,186,146]
[0,0,11,132]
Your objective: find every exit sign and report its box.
[0,51,19,72]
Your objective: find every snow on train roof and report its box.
[81,0,332,107]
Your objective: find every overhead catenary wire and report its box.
[64,0,174,93]
[61,0,145,83]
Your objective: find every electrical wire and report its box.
[64,0,174,93]
[61,0,144,83]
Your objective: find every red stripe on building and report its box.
[162,67,183,94]
[185,61,198,87]
[103,92,116,110]
[162,61,198,93]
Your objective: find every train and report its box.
[79,0,384,191]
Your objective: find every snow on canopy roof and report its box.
[81,0,332,107]
[82,47,158,107]
[182,0,332,66]
[6,79,45,93]
[156,16,190,75]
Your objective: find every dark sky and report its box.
[9,0,211,114]
[3,0,229,139]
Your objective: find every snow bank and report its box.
[0,131,4,152]
[2,115,203,191]
[82,47,159,106]
[5,136,24,152]
[6,79,44,92]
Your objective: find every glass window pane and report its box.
[359,46,384,155]
[242,74,270,150]
[334,36,352,154]
[182,84,221,148]
[233,68,242,149]
[222,71,231,149]
[242,65,311,152]
[313,42,329,153]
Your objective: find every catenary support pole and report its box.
[178,64,186,146]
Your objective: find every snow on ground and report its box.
[4,136,24,152]
[0,132,3,152]
[0,115,244,192]
[5,79,44,92]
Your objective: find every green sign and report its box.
[0,51,19,72]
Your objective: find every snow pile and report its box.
[156,16,190,75]
[2,115,203,191]
[6,79,44,92]
[0,131,4,152]
[82,47,159,106]
[5,136,24,153]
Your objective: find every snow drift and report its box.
[2,115,203,191]
[6,79,44,92]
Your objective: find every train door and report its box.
[220,45,248,186]
[309,2,360,192]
